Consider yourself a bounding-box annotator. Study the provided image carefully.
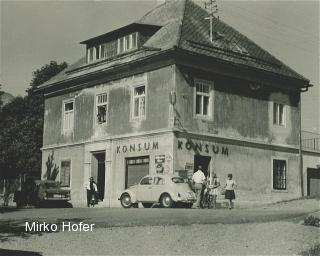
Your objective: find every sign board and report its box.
[155,155,165,163]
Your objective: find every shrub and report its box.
[304,215,320,227]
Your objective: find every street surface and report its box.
[0,198,319,255]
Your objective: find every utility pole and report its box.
[204,0,219,42]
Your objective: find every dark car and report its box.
[14,180,71,207]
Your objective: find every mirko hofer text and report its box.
[25,221,95,232]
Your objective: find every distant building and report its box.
[37,0,316,207]
[302,130,320,196]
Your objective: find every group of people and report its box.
[192,165,237,209]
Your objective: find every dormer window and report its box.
[118,32,138,54]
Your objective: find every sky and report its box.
[0,0,319,132]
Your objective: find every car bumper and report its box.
[43,197,71,201]
[175,198,196,203]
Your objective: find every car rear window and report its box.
[171,177,185,183]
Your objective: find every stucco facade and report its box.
[41,64,306,207]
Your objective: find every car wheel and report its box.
[120,193,133,208]
[142,203,153,208]
[160,194,173,208]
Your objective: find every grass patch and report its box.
[300,244,320,256]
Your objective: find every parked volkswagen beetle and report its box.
[119,174,196,208]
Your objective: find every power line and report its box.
[223,2,318,40]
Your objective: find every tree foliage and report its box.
[0,84,4,108]
[43,151,59,181]
[0,61,68,179]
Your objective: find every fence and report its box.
[301,130,320,152]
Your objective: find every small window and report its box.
[132,85,146,119]
[273,159,286,190]
[88,47,94,62]
[117,32,138,54]
[63,100,74,132]
[140,177,152,185]
[273,103,286,126]
[154,177,164,185]
[195,81,211,117]
[96,93,108,124]
[60,160,71,187]
[95,46,100,60]
[100,44,105,59]
[172,177,185,184]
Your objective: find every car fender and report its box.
[120,188,138,203]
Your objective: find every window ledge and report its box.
[130,117,146,122]
[273,124,287,128]
[271,189,288,193]
[194,115,213,121]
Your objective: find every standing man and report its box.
[84,177,98,207]
[192,165,206,209]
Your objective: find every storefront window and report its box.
[125,156,149,188]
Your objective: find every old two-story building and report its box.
[37,0,313,207]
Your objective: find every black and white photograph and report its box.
[0,0,319,255]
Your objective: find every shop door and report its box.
[92,152,105,201]
[125,156,150,188]
[194,155,211,177]
[307,168,320,196]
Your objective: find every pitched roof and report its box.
[39,0,308,90]
[138,0,307,81]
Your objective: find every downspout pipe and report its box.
[299,83,312,197]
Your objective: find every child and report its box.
[225,173,237,209]
[210,173,220,208]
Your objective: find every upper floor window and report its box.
[132,85,146,119]
[273,159,286,190]
[118,32,138,54]
[273,102,286,126]
[60,160,71,187]
[63,100,74,132]
[96,93,108,124]
[88,47,94,62]
[194,80,212,117]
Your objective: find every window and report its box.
[195,81,211,117]
[273,103,286,126]
[63,100,74,132]
[95,46,100,60]
[100,44,105,59]
[96,93,108,124]
[117,32,138,54]
[172,177,185,184]
[87,47,94,62]
[154,177,164,185]
[60,160,71,187]
[273,159,286,190]
[140,177,152,185]
[125,156,149,188]
[132,85,146,119]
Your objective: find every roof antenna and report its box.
[204,0,219,42]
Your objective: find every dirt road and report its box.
[0,198,319,255]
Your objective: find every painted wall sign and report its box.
[177,140,229,156]
[155,155,165,163]
[116,141,159,154]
